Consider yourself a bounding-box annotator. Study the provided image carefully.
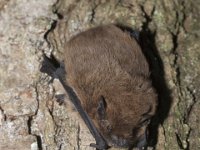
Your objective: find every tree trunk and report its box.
[0,0,199,150]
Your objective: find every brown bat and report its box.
[41,24,157,150]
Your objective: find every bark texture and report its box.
[0,0,199,150]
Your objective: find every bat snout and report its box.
[110,135,129,147]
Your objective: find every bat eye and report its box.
[139,114,152,126]
[140,118,151,126]
[106,124,112,133]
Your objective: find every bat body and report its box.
[41,25,157,150]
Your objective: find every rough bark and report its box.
[0,0,199,150]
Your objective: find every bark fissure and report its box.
[34,84,43,150]
[25,84,43,150]
[76,124,80,150]
[0,106,6,122]
[44,20,58,48]
[90,2,99,23]
[175,132,184,149]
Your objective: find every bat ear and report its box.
[97,96,107,120]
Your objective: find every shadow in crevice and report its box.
[117,24,172,148]
[139,29,172,147]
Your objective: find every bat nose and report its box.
[111,135,129,147]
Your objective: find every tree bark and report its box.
[0,0,199,150]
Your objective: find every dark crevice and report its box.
[53,8,63,19]
[58,143,63,150]
[4,114,7,121]
[26,84,42,149]
[33,84,43,150]
[90,8,95,22]
[139,4,154,25]
[35,84,40,115]
[43,20,57,47]
[90,5,97,23]
[47,104,54,120]
[36,135,43,150]
[171,31,178,54]
[54,11,63,20]
[169,30,181,87]
[0,106,7,121]
[52,0,63,19]
[77,124,80,150]
[175,128,191,150]
[185,128,191,150]
[43,0,61,58]
[175,132,184,149]
[27,116,32,134]
[179,0,187,33]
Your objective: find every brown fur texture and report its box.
[63,25,157,148]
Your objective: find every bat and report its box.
[40,24,158,150]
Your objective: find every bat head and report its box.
[94,82,157,149]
